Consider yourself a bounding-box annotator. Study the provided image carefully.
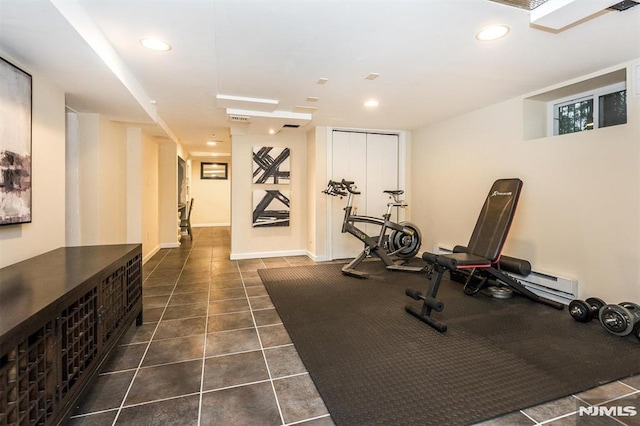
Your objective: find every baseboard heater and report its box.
[431,245,577,305]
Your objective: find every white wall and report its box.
[230,132,308,259]
[0,60,66,268]
[410,60,640,302]
[190,159,231,226]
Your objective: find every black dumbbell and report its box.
[599,302,640,337]
[569,297,606,323]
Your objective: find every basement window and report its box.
[523,68,627,140]
[551,83,627,136]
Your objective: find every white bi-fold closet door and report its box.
[330,130,400,260]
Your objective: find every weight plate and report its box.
[389,222,422,260]
[619,302,640,311]
[488,286,513,299]
[599,305,634,336]
[569,300,591,323]
[634,324,640,342]
[586,297,605,312]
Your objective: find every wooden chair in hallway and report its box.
[180,198,194,240]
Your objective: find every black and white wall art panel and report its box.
[252,189,290,227]
[0,57,32,226]
[252,146,290,184]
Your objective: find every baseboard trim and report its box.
[143,245,161,264]
[306,251,328,262]
[230,249,308,260]
[193,223,230,227]
[159,242,180,249]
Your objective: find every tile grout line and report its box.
[238,259,287,426]
[140,248,170,285]
[111,241,194,425]
[197,236,214,426]
[285,413,332,426]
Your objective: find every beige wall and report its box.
[142,133,160,261]
[98,116,127,243]
[410,60,640,302]
[0,55,184,267]
[230,132,307,259]
[76,114,128,245]
[158,142,179,247]
[306,127,328,260]
[0,60,66,268]
[126,127,142,244]
[190,159,231,226]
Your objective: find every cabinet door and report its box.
[59,285,99,403]
[331,131,367,260]
[364,133,398,237]
[99,266,126,349]
[330,131,399,260]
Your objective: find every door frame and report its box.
[325,127,408,261]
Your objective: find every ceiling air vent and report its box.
[489,0,549,10]
[282,124,300,128]
[608,0,639,11]
[228,114,250,123]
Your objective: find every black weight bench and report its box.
[405,178,564,332]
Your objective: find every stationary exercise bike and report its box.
[324,179,424,278]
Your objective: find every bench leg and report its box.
[405,266,447,332]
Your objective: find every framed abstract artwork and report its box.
[0,57,32,226]
[252,189,290,227]
[252,146,290,184]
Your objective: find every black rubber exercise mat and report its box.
[258,262,640,426]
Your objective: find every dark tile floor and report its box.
[68,227,640,426]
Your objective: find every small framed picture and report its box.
[200,163,229,180]
[201,162,228,180]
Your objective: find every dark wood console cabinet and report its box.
[0,244,143,425]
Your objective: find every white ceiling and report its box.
[0,0,638,158]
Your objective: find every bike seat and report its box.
[383,190,404,196]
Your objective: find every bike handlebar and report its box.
[323,180,347,197]
[341,179,361,195]
[323,179,360,196]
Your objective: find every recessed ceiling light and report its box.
[364,73,380,80]
[364,99,379,107]
[140,38,172,51]
[207,141,217,146]
[316,78,329,85]
[476,25,510,41]
[306,96,320,102]
[269,129,276,135]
